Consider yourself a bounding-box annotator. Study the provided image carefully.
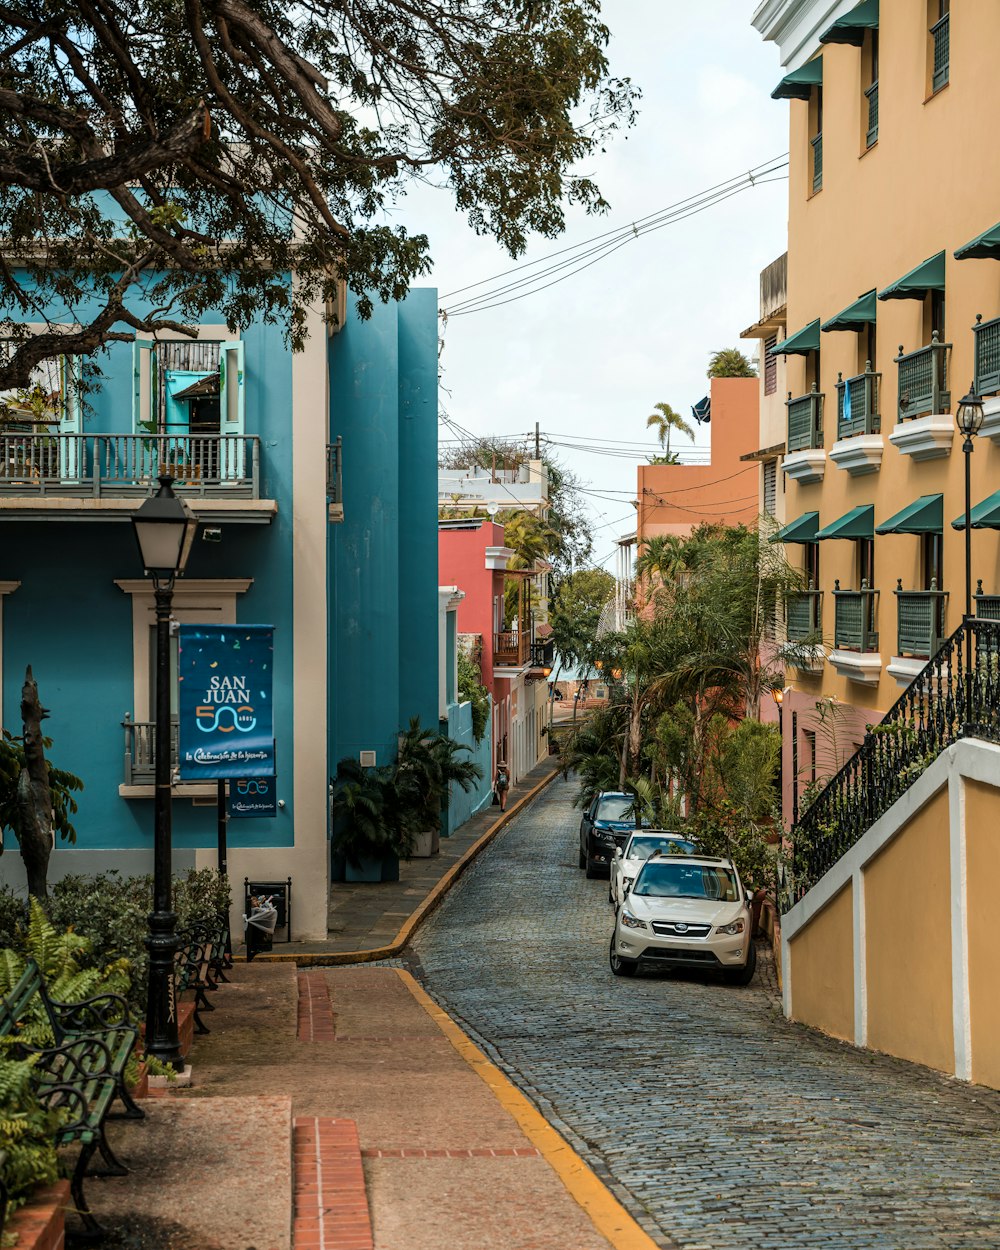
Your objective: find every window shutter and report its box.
[763,460,777,516]
[764,335,777,395]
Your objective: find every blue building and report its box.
[0,283,441,939]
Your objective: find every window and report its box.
[763,461,777,517]
[859,537,875,589]
[864,30,879,148]
[810,87,824,193]
[930,0,950,94]
[764,335,777,395]
[805,542,820,591]
[923,533,943,589]
[148,629,180,717]
[860,322,877,376]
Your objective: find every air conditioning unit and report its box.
[359,750,377,767]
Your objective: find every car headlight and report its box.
[715,919,745,935]
[620,911,648,930]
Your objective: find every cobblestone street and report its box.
[413,775,1000,1250]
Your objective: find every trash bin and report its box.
[244,896,279,962]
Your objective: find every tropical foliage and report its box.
[0,1058,64,1221]
[645,402,694,458]
[707,348,757,378]
[457,651,491,745]
[0,728,84,857]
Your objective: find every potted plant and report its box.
[331,758,412,882]
[395,719,483,857]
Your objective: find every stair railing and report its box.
[788,618,1000,906]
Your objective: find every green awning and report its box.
[816,504,874,541]
[769,511,820,544]
[951,490,1000,530]
[768,318,821,356]
[955,222,1000,262]
[772,57,823,101]
[876,494,943,536]
[820,0,879,46]
[878,251,946,301]
[822,289,878,333]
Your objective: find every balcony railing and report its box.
[811,133,823,193]
[931,12,949,93]
[123,717,178,787]
[973,314,1000,397]
[865,81,879,147]
[836,364,881,438]
[895,581,948,658]
[895,332,950,421]
[786,387,824,452]
[833,581,879,652]
[530,639,555,668]
[975,582,1000,621]
[0,433,260,498]
[326,436,342,508]
[494,631,531,667]
[786,587,822,641]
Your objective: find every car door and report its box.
[580,796,598,855]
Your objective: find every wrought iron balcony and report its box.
[974,581,1000,621]
[786,386,824,452]
[894,580,947,658]
[895,333,950,421]
[836,364,881,438]
[530,638,555,668]
[973,314,1000,397]
[865,81,879,147]
[0,433,260,498]
[931,11,949,93]
[833,580,879,652]
[123,716,178,787]
[786,586,822,641]
[811,132,823,193]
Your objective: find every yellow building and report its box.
[754,0,1000,1088]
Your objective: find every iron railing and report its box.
[494,630,531,667]
[974,582,1000,620]
[326,436,342,506]
[530,638,555,668]
[973,314,1000,397]
[789,618,1000,903]
[895,332,950,421]
[0,433,260,497]
[786,587,823,641]
[833,581,878,652]
[786,387,823,452]
[865,81,879,147]
[836,364,880,438]
[123,717,178,786]
[894,581,947,657]
[811,133,823,193]
[931,12,950,93]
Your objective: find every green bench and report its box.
[0,961,139,1239]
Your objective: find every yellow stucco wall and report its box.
[864,787,953,1074]
[779,4,1000,715]
[788,882,854,1041]
[965,778,1000,1090]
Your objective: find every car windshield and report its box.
[595,796,635,822]
[624,836,698,861]
[632,862,739,902]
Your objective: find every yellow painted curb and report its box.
[240,762,563,966]
[397,968,662,1250]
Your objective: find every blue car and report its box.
[579,791,643,879]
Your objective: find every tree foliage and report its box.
[457,649,491,744]
[707,348,757,378]
[645,402,693,458]
[0,0,637,387]
[549,566,614,670]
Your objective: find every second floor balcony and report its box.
[836,365,880,439]
[895,333,950,422]
[975,581,1000,621]
[973,314,1000,398]
[786,386,824,452]
[786,586,822,642]
[894,581,948,659]
[833,581,879,653]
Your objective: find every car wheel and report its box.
[609,936,637,977]
[578,845,587,869]
[728,941,757,987]
[608,881,615,905]
[585,858,601,879]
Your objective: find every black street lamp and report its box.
[956,383,985,621]
[769,685,785,822]
[131,476,198,1069]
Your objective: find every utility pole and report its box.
[534,421,540,459]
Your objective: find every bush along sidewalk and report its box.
[331,719,483,880]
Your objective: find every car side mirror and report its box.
[614,847,623,859]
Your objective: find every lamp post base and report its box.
[145,909,184,1070]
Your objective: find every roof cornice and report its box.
[753,0,861,70]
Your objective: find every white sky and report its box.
[406,2,790,570]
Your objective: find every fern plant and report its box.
[0,1057,64,1227]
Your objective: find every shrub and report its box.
[0,886,26,951]
[0,1058,63,1220]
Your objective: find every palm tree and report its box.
[707,348,757,378]
[645,402,694,458]
[635,534,687,585]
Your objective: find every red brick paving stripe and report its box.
[297,973,336,1042]
[359,1146,541,1158]
[293,1118,373,1250]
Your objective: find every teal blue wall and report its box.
[445,700,494,835]
[329,290,439,775]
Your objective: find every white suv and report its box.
[608,831,699,909]
[609,852,756,985]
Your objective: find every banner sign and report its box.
[177,624,275,780]
[228,775,278,819]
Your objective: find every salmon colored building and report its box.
[636,377,761,543]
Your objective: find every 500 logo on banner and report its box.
[178,625,275,780]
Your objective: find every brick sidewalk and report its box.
[246,754,561,960]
